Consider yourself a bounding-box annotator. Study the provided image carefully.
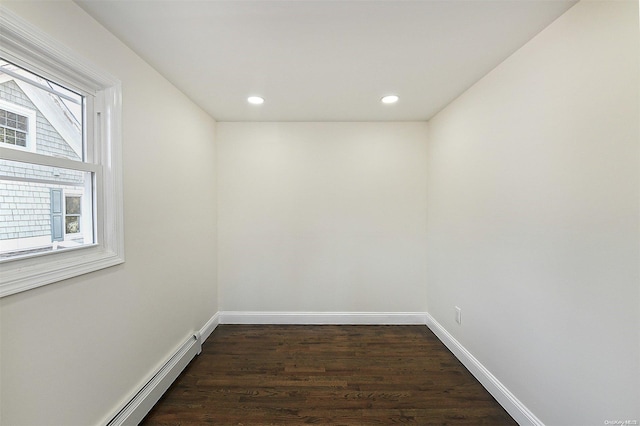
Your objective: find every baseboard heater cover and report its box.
[106,333,201,426]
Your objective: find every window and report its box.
[0,6,124,297]
[0,109,28,147]
[0,99,36,151]
[64,193,82,235]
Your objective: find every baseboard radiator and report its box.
[106,332,202,426]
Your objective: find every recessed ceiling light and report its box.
[381,95,399,104]
[247,96,264,105]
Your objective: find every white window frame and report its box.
[0,98,36,152]
[0,6,124,298]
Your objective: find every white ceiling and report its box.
[77,0,576,122]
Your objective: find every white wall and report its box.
[217,122,428,313]
[426,1,639,425]
[0,2,218,425]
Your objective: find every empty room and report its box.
[0,1,637,425]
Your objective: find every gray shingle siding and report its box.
[0,182,51,240]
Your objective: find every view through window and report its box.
[0,59,94,259]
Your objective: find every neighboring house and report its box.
[0,64,90,257]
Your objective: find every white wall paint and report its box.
[0,2,218,425]
[217,122,428,312]
[426,1,639,425]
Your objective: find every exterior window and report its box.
[0,109,28,147]
[0,6,124,297]
[65,195,81,234]
[0,99,36,151]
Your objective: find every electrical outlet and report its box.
[455,306,462,325]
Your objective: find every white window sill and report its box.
[0,244,124,297]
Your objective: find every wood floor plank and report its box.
[141,325,517,425]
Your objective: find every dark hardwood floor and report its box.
[141,325,518,425]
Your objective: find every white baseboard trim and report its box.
[219,311,428,325]
[425,313,544,426]
[199,311,220,343]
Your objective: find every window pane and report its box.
[0,159,94,259]
[5,129,15,145]
[15,132,26,147]
[6,112,17,127]
[17,116,27,131]
[65,196,81,215]
[65,216,80,234]
[0,59,84,161]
